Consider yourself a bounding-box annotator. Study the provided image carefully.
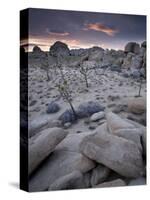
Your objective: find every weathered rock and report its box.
[56,132,93,153]
[131,55,143,69]
[90,111,105,122]
[29,150,95,192]
[29,127,68,175]
[77,101,105,118]
[47,101,60,113]
[127,98,146,114]
[94,179,126,188]
[80,129,144,178]
[106,112,143,150]
[125,42,140,54]
[59,109,77,124]
[112,128,142,151]
[64,122,72,129]
[90,165,110,186]
[106,112,135,134]
[48,171,87,190]
[128,177,146,186]
[33,45,42,53]
[131,70,141,79]
[49,41,70,57]
[29,115,62,137]
[141,41,146,48]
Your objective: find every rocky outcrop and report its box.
[49,41,70,57]
[125,42,140,54]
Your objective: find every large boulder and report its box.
[128,177,146,186]
[77,101,105,118]
[125,42,140,54]
[55,132,93,153]
[29,150,95,192]
[29,115,62,137]
[106,112,135,133]
[90,164,110,186]
[49,41,70,57]
[80,125,144,178]
[29,127,68,175]
[48,171,89,190]
[127,97,146,114]
[94,179,126,188]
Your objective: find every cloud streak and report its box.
[84,23,119,36]
[46,28,70,36]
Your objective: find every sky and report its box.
[20,8,146,52]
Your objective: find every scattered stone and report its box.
[90,111,105,122]
[107,95,120,101]
[88,125,96,130]
[29,100,37,106]
[64,122,72,129]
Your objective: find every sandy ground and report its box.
[28,63,146,134]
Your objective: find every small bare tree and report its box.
[55,56,77,119]
[79,63,90,88]
[136,76,143,97]
[41,54,51,81]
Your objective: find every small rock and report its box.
[64,122,72,129]
[88,125,96,130]
[59,109,77,124]
[90,111,105,122]
[47,102,60,113]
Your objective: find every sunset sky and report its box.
[20,8,146,51]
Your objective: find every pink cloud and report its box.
[84,23,119,36]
